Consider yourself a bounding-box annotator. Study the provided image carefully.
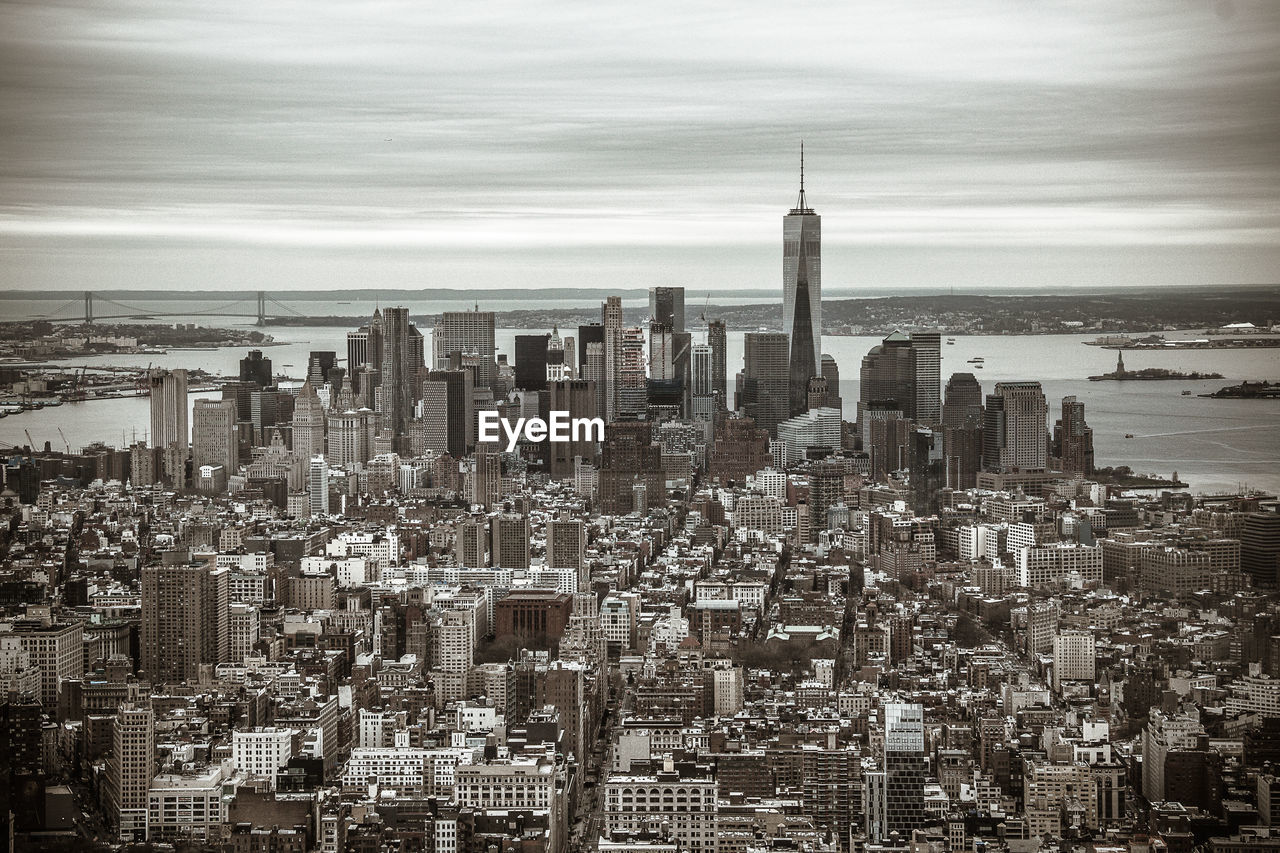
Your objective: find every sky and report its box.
[1,0,1278,294]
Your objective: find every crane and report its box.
[23,429,36,452]
[57,427,71,454]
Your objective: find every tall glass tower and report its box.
[783,145,821,417]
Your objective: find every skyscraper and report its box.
[649,286,685,331]
[690,343,714,420]
[788,227,818,417]
[577,323,605,378]
[327,407,375,467]
[191,398,237,477]
[148,368,188,452]
[942,372,984,428]
[602,297,624,422]
[424,369,475,458]
[910,331,942,424]
[436,308,497,390]
[306,351,337,386]
[858,331,942,425]
[881,702,926,840]
[347,319,383,397]
[1055,395,1094,475]
[308,455,329,516]
[618,325,647,419]
[783,148,822,415]
[291,379,326,462]
[741,331,791,436]
[491,513,532,569]
[107,702,154,842]
[378,306,420,440]
[983,381,1048,471]
[141,562,230,684]
[514,333,550,392]
[707,319,728,411]
[548,379,599,478]
[239,349,272,388]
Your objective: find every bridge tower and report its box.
[257,291,266,326]
[84,291,94,325]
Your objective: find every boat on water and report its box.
[1182,390,1192,395]
[1125,433,1135,438]
[967,357,984,363]
[946,338,956,344]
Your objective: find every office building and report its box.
[141,562,230,684]
[491,513,531,569]
[650,286,685,333]
[548,379,599,478]
[11,620,83,710]
[880,702,926,841]
[379,306,422,439]
[546,517,586,576]
[1054,395,1094,475]
[107,702,154,842]
[435,308,496,390]
[783,151,822,416]
[618,326,647,418]
[690,343,714,420]
[327,407,375,467]
[1242,512,1280,588]
[740,331,790,436]
[148,368,189,453]
[1052,629,1097,689]
[602,296,624,422]
[983,381,1048,471]
[599,421,664,515]
[423,369,474,458]
[191,399,237,478]
[347,320,383,396]
[514,333,550,392]
[306,350,337,386]
[708,319,728,410]
[858,330,941,426]
[291,379,326,462]
[942,372,984,427]
[577,323,605,378]
[232,728,296,789]
[239,349,272,387]
[821,353,842,415]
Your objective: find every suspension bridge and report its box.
[33,291,309,326]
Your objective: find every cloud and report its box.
[1,0,1277,290]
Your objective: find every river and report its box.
[2,319,1277,496]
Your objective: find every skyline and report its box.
[2,1,1279,292]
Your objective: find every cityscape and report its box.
[2,2,1280,853]
[0,166,1277,853]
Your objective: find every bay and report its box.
[3,322,1277,497]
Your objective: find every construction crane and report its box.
[57,427,71,454]
[23,429,36,452]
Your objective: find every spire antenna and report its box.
[791,140,812,214]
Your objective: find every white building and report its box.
[454,760,556,810]
[147,762,239,842]
[232,728,295,789]
[1052,630,1096,690]
[603,759,718,853]
[1018,543,1102,588]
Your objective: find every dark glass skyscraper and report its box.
[783,150,821,418]
[708,319,728,411]
[741,331,790,437]
[514,334,550,392]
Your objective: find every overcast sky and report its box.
[1,0,1278,294]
